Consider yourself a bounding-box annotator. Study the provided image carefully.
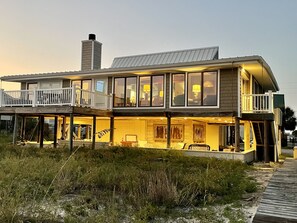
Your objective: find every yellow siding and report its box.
[206,125,219,150]
[114,119,147,146]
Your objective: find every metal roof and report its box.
[0,55,279,92]
[111,46,219,68]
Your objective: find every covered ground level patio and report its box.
[0,105,276,163]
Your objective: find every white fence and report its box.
[0,87,112,110]
[242,91,273,113]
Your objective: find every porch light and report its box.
[192,84,201,93]
[143,84,150,93]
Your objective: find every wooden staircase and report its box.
[252,121,276,162]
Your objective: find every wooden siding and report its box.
[93,41,101,69]
[81,41,93,71]
[219,68,238,113]
[108,77,112,95]
[21,82,26,90]
[62,79,70,88]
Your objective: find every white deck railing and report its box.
[0,86,112,110]
[242,91,273,113]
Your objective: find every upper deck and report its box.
[0,87,275,115]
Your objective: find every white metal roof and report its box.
[111,46,219,68]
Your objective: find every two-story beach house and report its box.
[0,34,283,162]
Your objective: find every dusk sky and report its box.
[1,0,297,111]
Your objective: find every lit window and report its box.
[172,74,185,106]
[139,76,151,107]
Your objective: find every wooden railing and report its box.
[242,91,273,113]
[0,86,112,110]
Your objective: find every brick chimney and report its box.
[81,34,102,70]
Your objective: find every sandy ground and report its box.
[243,161,283,223]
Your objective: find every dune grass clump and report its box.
[0,141,256,222]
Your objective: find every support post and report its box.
[39,116,44,148]
[71,85,76,106]
[21,116,26,141]
[62,116,66,140]
[32,89,36,107]
[166,114,171,149]
[264,120,269,163]
[234,117,240,152]
[244,121,251,151]
[268,90,273,113]
[109,116,114,146]
[92,115,96,150]
[12,114,18,145]
[69,114,74,152]
[53,116,58,148]
[77,125,81,139]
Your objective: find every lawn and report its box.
[0,135,257,222]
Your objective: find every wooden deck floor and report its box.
[253,158,297,223]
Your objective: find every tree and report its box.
[283,107,297,131]
[292,130,297,138]
[282,107,297,146]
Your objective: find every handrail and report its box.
[0,87,112,110]
[242,91,273,113]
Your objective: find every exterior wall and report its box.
[219,68,239,113]
[21,82,26,90]
[39,80,62,89]
[206,124,220,150]
[108,77,112,94]
[184,150,255,163]
[95,119,111,142]
[81,41,93,71]
[96,118,221,150]
[113,119,147,146]
[81,40,102,70]
[93,41,102,70]
[62,79,71,88]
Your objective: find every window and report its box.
[138,75,164,107]
[114,78,125,107]
[126,77,137,107]
[171,71,218,107]
[72,80,91,91]
[114,77,137,107]
[139,76,151,107]
[152,76,164,107]
[203,72,217,106]
[72,79,92,105]
[114,75,164,108]
[188,73,202,106]
[172,74,185,106]
[96,80,104,93]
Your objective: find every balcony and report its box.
[0,87,112,110]
[242,91,273,113]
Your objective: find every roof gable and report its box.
[111,46,219,68]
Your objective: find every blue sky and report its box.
[0,0,297,111]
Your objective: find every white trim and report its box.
[217,69,220,108]
[136,75,139,107]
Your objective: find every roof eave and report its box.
[0,56,279,92]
